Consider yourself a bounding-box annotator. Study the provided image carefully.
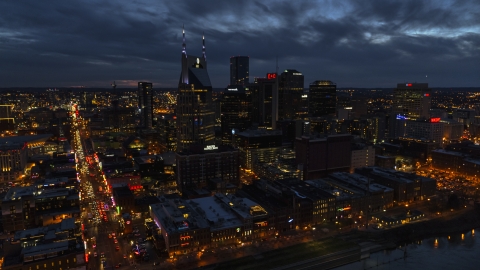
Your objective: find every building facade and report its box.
[278,70,304,120]
[176,30,215,151]
[230,56,249,86]
[295,134,353,180]
[176,145,240,195]
[138,82,154,129]
[308,80,336,117]
[220,86,252,145]
[236,129,283,170]
[392,83,431,119]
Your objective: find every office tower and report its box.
[220,86,252,145]
[392,83,431,119]
[138,82,153,129]
[176,145,240,195]
[405,118,444,147]
[177,29,215,151]
[236,129,283,169]
[157,113,177,152]
[230,56,249,85]
[453,108,476,130]
[367,114,386,143]
[308,80,337,117]
[0,104,15,132]
[295,134,352,179]
[249,74,277,129]
[278,70,304,120]
[0,142,27,183]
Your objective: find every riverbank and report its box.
[334,207,480,249]
[196,208,480,270]
[377,208,480,245]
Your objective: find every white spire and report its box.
[182,24,186,55]
[202,31,206,61]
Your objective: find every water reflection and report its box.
[335,229,478,270]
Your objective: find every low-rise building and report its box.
[149,196,211,256]
[355,167,436,202]
[2,218,84,270]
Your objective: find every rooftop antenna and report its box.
[202,31,206,61]
[182,24,187,55]
[111,81,116,90]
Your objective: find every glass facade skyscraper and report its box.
[278,69,304,120]
[176,29,215,151]
[137,82,153,129]
[230,56,249,86]
[308,80,337,117]
[392,83,431,119]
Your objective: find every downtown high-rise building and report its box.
[308,80,337,117]
[392,83,431,119]
[176,28,215,151]
[389,83,433,139]
[220,85,252,145]
[249,74,278,129]
[0,104,15,132]
[230,56,249,86]
[278,69,304,120]
[137,82,153,129]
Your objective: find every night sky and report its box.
[0,0,479,88]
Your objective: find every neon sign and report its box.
[430,117,440,123]
[396,115,408,120]
[424,93,430,97]
[406,83,412,87]
[267,73,277,80]
[204,145,218,151]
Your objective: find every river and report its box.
[335,229,479,270]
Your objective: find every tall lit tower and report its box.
[308,80,337,117]
[230,56,249,86]
[176,27,215,151]
[392,83,431,119]
[138,82,153,129]
[278,69,304,120]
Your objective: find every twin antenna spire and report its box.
[182,25,206,61]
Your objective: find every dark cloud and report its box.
[0,0,479,88]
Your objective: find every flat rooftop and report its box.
[4,186,36,201]
[330,172,394,193]
[36,188,69,199]
[14,218,75,240]
[188,196,243,231]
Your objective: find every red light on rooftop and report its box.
[406,83,412,87]
[267,73,277,80]
[430,117,440,123]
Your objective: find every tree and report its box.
[447,193,460,209]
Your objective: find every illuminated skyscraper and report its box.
[138,82,153,129]
[308,80,337,117]
[177,28,215,151]
[230,56,249,86]
[392,83,431,119]
[278,69,304,120]
[249,74,277,129]
[0,104,15,132]
[220,86,252,145]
